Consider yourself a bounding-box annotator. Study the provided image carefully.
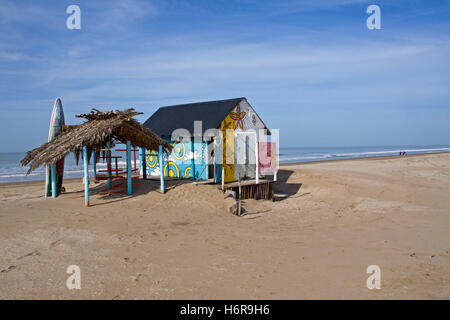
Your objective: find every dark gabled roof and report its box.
[143,97,246,136]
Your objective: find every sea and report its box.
[1,145,450,183]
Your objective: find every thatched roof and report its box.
[21,108,172,174]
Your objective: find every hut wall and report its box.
[258,142,277,174]
[145,137,208,180]
[220,100,266,183]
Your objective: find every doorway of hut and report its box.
[207,140,215,180]
[235,131,257,181]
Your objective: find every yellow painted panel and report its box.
[221,112,235,182]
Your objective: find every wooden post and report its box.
[83,146,89,206]
[106,141,111,189]
[221,166,225,190]
[190,139,195,180]
[140,148,147,180]
[213,140,218,183]
[205,140,209,180]
[159,145,165,193]
[127,141,132,195]
[51,163,57,198]
[133,146,137,171]
[92,149,97,181]
[255,133,259,184]
[238,180,242,216]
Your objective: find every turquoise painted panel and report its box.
[145,138,207,180]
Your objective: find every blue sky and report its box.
[0,0,449,151]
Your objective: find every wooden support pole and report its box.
[140,148,147,180]
[255,134,259,184]
[92,149,97,181]
[221,166,225,190]
[205,140,209,180]
[190,139,195,180]
[127,140,132,195]
[238,180,242,216]
[213,140,219,183]
[159,145,165,193]
[45,166,49,198]
[83,146,89,206]
[106,141,111,189]
[51,163,57,198]
[133,145,137,171]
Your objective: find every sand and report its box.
[0,153,449,299]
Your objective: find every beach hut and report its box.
[143,97,277,199]
[21,108,171,206]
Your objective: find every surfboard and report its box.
[45,98,65,197]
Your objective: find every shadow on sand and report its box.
[66,170,306,206]
[272,169,306,201]
[71,178,192,207]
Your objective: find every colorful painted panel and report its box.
[213,137,223,183]
[220,100,267,183]
[145,138,208,180]
[258,142,277,173]
[221,112,235,183]
[235,132,256,180]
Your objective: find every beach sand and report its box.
[0,153,449,299]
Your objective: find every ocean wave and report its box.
[1,147,449,182]
[333,147,450,158]
[279,147,450,163]
[280,154,333,161]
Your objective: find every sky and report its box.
[0,0,449,151]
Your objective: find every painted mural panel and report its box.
[145,138,207,180]
[144,99,268,184]
[238,99,266,133]
[220,99,266,183]
[258,142,277,173]
[221,112,235,183]
[213,137,223,183]
[235,132,256,180]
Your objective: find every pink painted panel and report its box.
[258,142,277,173]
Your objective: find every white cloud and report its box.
[1,0,450,149]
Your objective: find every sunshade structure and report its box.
[21,108,172,206]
